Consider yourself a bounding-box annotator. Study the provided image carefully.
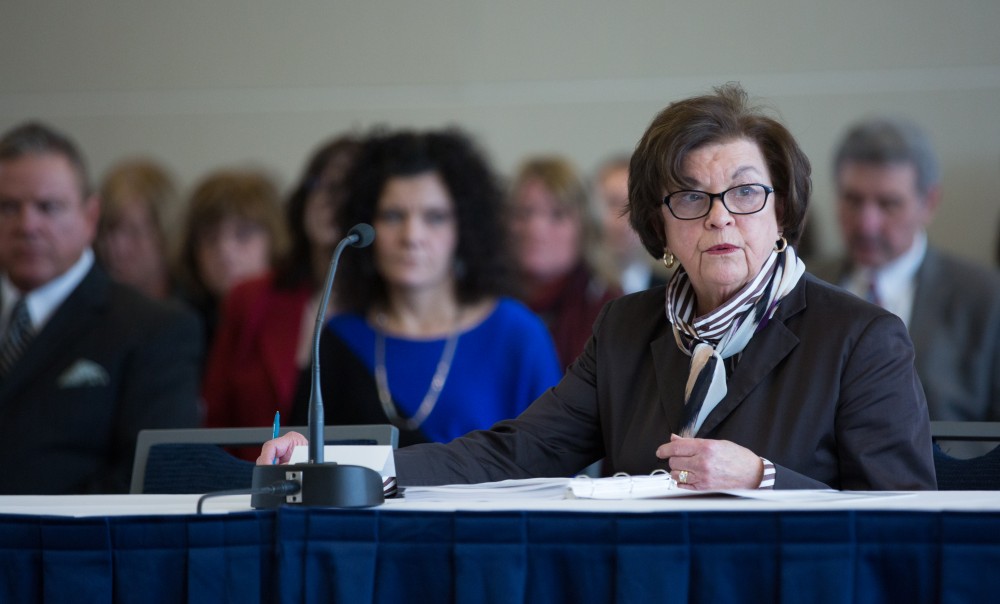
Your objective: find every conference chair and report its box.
[930,421,1000,490]
[130,425,398,494]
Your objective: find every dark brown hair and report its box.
[628,83,812,258]
[174,168,288,301]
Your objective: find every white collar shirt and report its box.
[621,261,653,295]
[1,248,95,334]
[843,231,927,329]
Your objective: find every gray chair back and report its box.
[930,421,1000,490]
[130,425,398,494]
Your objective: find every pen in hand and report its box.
[272,410,280,465]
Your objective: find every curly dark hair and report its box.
[334,128,515,311]
[274,134,361,290]
[628,83,812,259]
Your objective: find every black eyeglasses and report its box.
[663,183,774,220]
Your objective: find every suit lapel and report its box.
[694,279,806,437]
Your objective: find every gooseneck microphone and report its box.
[309,223,374,464]
[252,223,385,509]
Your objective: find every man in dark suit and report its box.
[811,116,1000,424]
[0,122,202,494]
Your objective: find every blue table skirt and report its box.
[2,508,998,603]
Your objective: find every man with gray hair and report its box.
[0,121,202,493]
[813,116,1000,429]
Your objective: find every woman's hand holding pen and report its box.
[257,431,309,466]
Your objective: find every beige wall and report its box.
[2,1,999,264]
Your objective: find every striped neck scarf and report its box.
[665,245,805,436]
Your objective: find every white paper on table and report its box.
[289,445,395,479]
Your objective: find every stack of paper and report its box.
[569,473,677,499]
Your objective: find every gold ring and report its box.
[678,470,689,484]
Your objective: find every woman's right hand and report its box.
[656,433,763,490]
[256,431,309,465]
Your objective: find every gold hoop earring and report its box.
[661,250,675,269]
[774,236,788,252]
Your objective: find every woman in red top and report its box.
[201,135,360,436]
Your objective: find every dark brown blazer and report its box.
[396,274,937,490]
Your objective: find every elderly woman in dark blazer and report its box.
[262,84,936,491]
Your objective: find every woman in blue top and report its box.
[291,128,562,446]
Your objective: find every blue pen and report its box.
[271,410,280,464]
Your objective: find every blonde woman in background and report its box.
[508,156,622,368]
[95,158,179,300]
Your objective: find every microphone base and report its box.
[251,462,385,509]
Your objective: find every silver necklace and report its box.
[374,312,461,431]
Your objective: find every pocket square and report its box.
[58,359,110,388]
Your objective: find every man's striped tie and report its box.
[0,298,34,378]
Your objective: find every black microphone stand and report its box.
[252,224,384,508]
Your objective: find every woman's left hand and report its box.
[656,434,764,490]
